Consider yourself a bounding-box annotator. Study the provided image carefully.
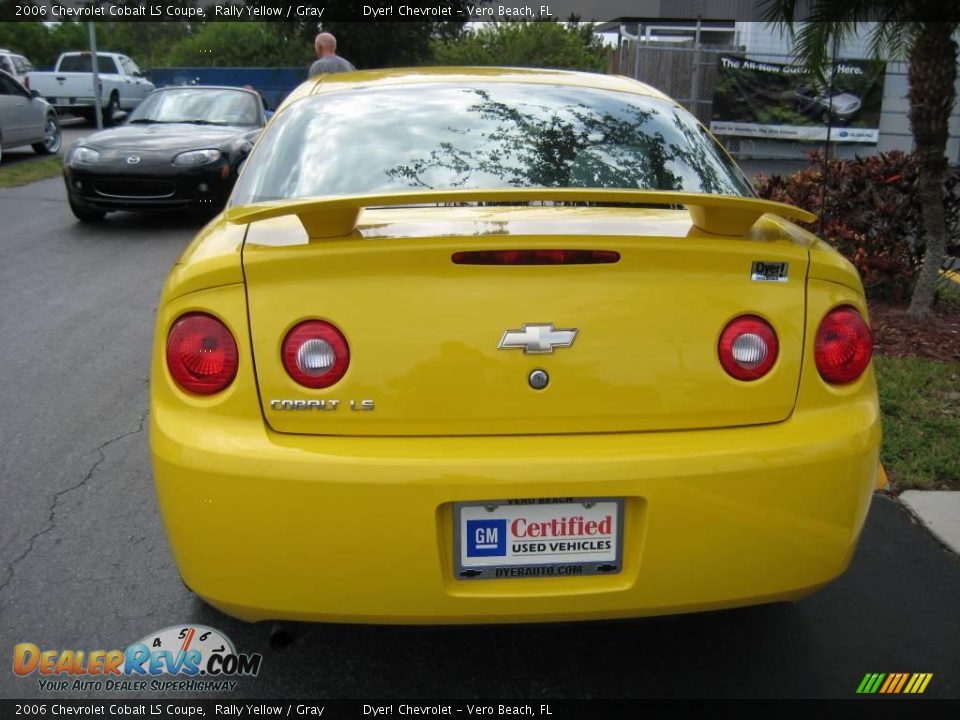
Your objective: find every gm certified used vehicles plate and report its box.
[455,498,624,580]
[150,68,880,625]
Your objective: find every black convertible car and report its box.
[63,86,266,221]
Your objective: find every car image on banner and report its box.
[710,55,886,143]
[150,67,880,625]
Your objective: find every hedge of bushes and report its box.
[754,150,959,302]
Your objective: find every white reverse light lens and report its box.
[172,149,221,166]
[70,146,100,165]
[731,333,768,369]
[296,338,335,376]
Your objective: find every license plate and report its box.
[454,498,623,580]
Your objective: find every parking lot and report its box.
[0,166,958,701]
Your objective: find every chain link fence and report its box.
[607,42,728,126]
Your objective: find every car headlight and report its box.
[69,146,100,166]
[172,149,222,166]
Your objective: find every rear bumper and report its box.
[150,399,880,624]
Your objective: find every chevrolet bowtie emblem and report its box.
[498,324,578,354]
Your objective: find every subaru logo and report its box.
[498,324,578,354]
[126,155,141,165]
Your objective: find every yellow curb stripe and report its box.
[918,674,933,694]
[904,674,919,693]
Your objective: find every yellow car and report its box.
[150,68,880,624]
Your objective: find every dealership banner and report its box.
[710,55,886,143]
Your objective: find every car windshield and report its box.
[127,88,260,126]
[232,82,754,205]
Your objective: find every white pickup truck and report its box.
[26,51,154,124]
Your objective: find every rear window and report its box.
[58,54,118,74]
[233,82,753,205]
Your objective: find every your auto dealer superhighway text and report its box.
[365,706,550,716]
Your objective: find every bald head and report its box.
[315,32,337,58]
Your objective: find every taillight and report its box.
[815,306,873,384]
[718,315,779,381]
[282,320,350,388]
[166,313,239,395]
[452,250,620,265]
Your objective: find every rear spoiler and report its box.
[224,189,816,238]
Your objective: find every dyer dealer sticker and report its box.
[455,498,623,580]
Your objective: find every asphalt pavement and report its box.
[0,176,958,701]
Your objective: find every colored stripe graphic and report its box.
[893,674,909,693]
[858,673,932,694]
[879,674,897,693]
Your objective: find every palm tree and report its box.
[763,2,958,319]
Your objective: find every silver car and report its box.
[0,68,61,163]
[793,85,863,123]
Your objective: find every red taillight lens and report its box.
[166,313,239,395]
[452,250,620,265]
[718,315,779,381]
[815,306,873,384]
[282,320,350,388]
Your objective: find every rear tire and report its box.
[32,113,62,155]
[69,196,106,223]
[103,93,120,126]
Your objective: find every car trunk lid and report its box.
[237,190,813,437]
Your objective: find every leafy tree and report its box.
[90,22,190,69]
[317,21,465,69]
[431,18,607,72]
[383,88,740,195]
[0,20,184,69]
[763,1,958,318]
[0,20,86,68]
[166,22,306,67]
[250,1,472,69]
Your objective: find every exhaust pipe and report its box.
[268,621,299,651]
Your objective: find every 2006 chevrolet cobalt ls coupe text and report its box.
[149,68,880,624]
